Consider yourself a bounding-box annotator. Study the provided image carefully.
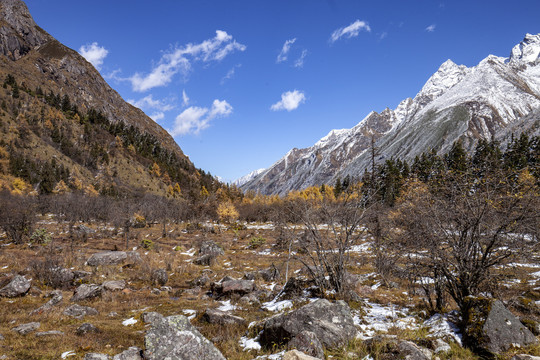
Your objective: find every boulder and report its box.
[397,340,432,360]
[144,312,226,360]
[87,251,141,267]
[30,289,63,315]
[463,297,538,355]
[151,269,168,286]
[63,304,98,319]
[71,284,102,302]
[511,356,540,360]
[113,347,143,360]
[84,354,110,360]
[213,279,255,297]
[190,274,210,287]
[76,323,100,335]
[0,275,30,297]
[103,280,126,292]
[11,322,40,335]
[35,330,64,337]
[199,240,224,257]
[202,308,246,326]
[193,254,216,266]
[287,331,325,359]
[259,299,356,349]
[282,350,321,360]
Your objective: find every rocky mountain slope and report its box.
[241,34,540,195]
[0,0,217,197]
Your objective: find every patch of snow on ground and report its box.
[424,312,462,345]
[355,301,417,340]
[239,336,262,350]
[349,243,371,253]
[182,309,197,320]
[61,351,76,359]
[262,299,293,312]
[180,248,196,256]
[122,317,138,326]
[255,351,286,360]
[245,222,274,230]
[258,248,272,255]
[217,300,238,312]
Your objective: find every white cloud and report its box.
[150,112,165,121]
[130,30,246,92]
[182,90,190,107]
[79,42,108,70]
[270,90,306,112]
[171,99,233,136]
[127,94,174,112]
[330,20,371,43]
[220,64,241,85]
[379,32,388,40]
[277,38,296,63]
[426,24,436,32]
[294,49,308,68]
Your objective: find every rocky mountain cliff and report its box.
[241,34,540,195]
[0,0,218,197]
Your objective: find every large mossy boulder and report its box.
[463,297,538,355]
[259,299,356,350]
[144,312,225,360]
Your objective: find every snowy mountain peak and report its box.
[509,33,540,64]
[415,59,469,105]
[233,168,266,187]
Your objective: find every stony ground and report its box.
[1,215,540,359]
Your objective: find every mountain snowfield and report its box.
[239,33,540,195]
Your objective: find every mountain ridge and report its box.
[240,33,540,195]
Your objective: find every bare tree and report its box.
[0,191,37,244]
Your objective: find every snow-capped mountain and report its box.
[232,168,266,187]
[241,33,540,195]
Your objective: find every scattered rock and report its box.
[212,279,255,298]
[202,308,246,326]
[463,297,538,355]
[63,304,98,319]
[282,349,321,360]
[84,354,110,360]
[0,275,31,297]
[144,312,226,360]
[193,254,216,266]
[103,280,126,292]
[142,312,163,325]
[511,355,540,360]
[113,347,143,360]
[239,292,261,306]
[287,331,325,359]
[86,251,141,267]
[199,240,224,257]
[30,289,63,315]
[259,299,356,349]
[71,284,102,302]
[279,277,310,300]
[151,269,168,286]
[35,330,64,337]
[76,323,100,336]
[190,274,210,287]
[433,338,451,354]
[397,340,432,360]
[11,322,40,335]
[259,266,280,281]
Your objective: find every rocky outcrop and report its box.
[144,312,226,360]
[259,299,356,349]
[71,284,102,302]
[287,331,325,359]
[11,322,40,335]
[463,297,538,355]
[30,289,63,315]
[87,251,141,267]
[103,280,126,292]
[0,275,30,297]
[63,304,98,319]
[212,278,255,298]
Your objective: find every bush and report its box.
[0,191,36,244]
[248,235,266,249]
[30,228,51,244]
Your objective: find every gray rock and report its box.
[193,254,216,266]
[259,299,356,349]
[87,251,128,266]
[84,354,110,360]
[63,304,98,319]
[12,322,40,335]
[511,355,540,360]
[113,347,143,360]
[144,313,226,360]
[71,284,102,302]
[190,274,210,287]
[103,280,126,291]
[30,289,63,315]
[151,269,168,286]
[199,240,224,257]
[202,308,246,326]
[287,331,325,359]
[213,279,255,297]
[76,323,100,335]
[260,266,280,281]
[397,340,432,360]
[433,338,451,354]
[35,330,64,337]
[282,350,321,360]
[464,297,538,354]
[142,312,163,325]
[0,275,31,297]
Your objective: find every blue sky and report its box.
[25,0,540,182]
